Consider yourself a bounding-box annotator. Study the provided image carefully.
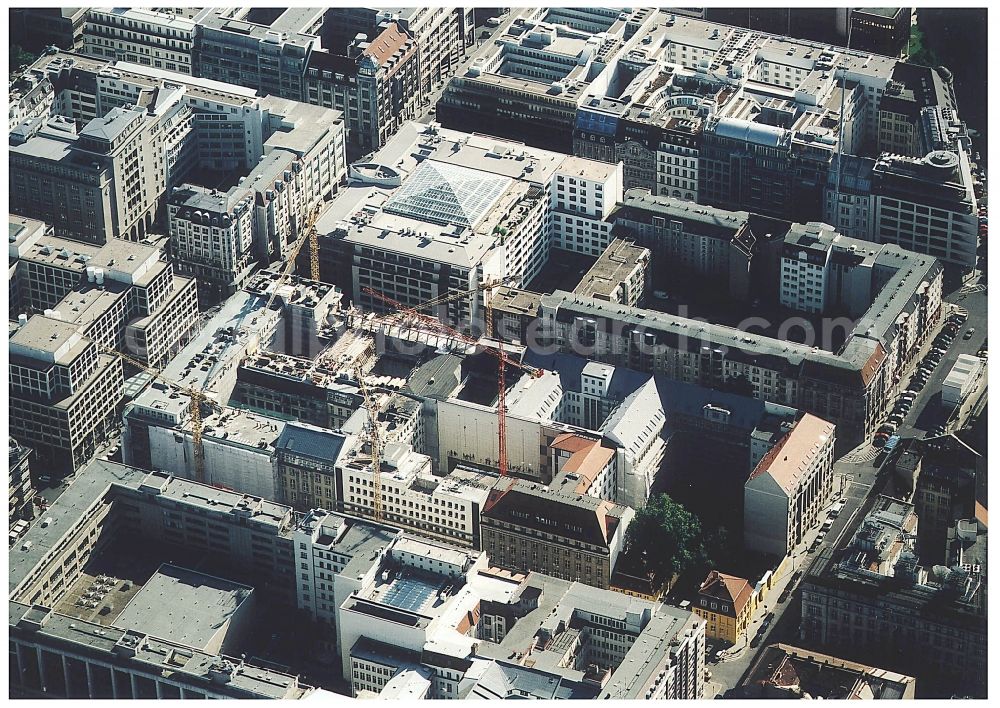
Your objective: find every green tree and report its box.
[907,25,940,67]
[10,44,37,77]
[626,493,708,581]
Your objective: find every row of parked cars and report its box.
[873,310,968,447]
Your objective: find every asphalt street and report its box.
[705,280,988,696]
[416,11,529,125]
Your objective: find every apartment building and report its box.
[9,315,124,472]
[167,184,256,297]
[11,51,348,249]
[572,238,650,307]
[9,439,36,524]
[801,496,986,696]
[740,643,917,699]
[305,24,419,160]
[82,8,196,74]
[480,479,634,589]
[693,570,755,644]
[9,217,200,370]
[744,413,836,557]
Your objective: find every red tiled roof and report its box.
[363,22,411,66]
[698,570,754,615]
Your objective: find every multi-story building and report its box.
[893,435,981,564]
[9,315,124,472]
[82,8,196,74]
[823,155,876,241]
[10,51,348,248]
[480,479,634,589]
[291,508,400,655]
[439,8,660,153]
[545,11,978,272]
[167,184,256,298]
[318,122,620,324]
[608,190,758,299]
[9,438,36,524]
[571,238,650,307]
[511,217,942,448]
[336,543,705,699]
[191,9,317,101]
[876,63,959,159]
[693,570,755,644]
[549,156,623,256]
[800,496,986,696]
[740,643,917,699]
[9,216,200,370]
[10,104,165,243]
[744,413,836,557]
[339,445,493,548]
[10,8,87,52]
[871,150,979,270]
[8,459,385,699]
[326,8,469,100]
[9,69,56,131]
[274,422,357,512]
[305,23,419,159]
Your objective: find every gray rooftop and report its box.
[113,564,254,651]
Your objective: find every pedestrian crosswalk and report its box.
[840,443,879,464]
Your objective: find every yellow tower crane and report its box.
[100,345,219,484]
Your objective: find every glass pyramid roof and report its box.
[383,160,512,228]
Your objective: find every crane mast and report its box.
[99,345,212,484]
[354,365,383,523]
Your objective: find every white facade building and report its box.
[744,413,836,557]
[145,407,285,500]
[83,8,196,74]
[339,442,493,548]
[942,354,985,409]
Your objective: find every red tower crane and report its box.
[362,286,541,510]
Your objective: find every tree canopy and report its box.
[625,493,709,581]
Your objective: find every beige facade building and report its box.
[480,479,634,589]
[744,413,836,557]
[9,315,124,472]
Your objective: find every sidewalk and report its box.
[717,491,844,662]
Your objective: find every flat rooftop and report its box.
[113,564,253,651]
